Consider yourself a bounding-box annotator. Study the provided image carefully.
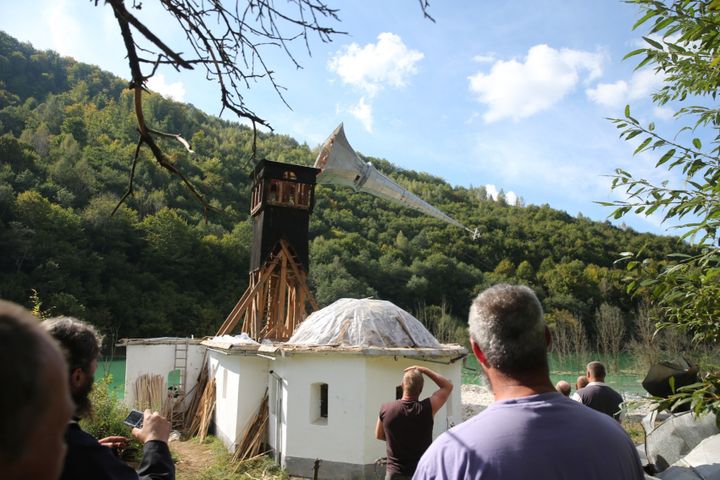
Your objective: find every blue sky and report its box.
[2,1,690,236]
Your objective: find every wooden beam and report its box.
[276,253,288,339]
[279,241,319,311]
[217,256,281,336]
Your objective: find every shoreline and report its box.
[460,384,655,421]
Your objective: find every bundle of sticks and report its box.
[133,373,171,417]
[185,377,215,441]
[181,352,210,434]
[232,390,269,464]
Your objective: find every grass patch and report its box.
[622,418,645,446]
[174,436,287,480]
[82,374,142,461]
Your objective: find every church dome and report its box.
[287,298,441,348]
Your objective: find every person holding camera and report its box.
[43,316,175,480]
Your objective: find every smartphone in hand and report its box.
[123,409,144,429]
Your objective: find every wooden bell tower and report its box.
[216,160,320,341]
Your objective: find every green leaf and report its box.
[643,36,664,50]
[623,48,647,60]
[693,138,702,149]
[632,10,657,30]
[624,105,631,118]
[626,130,643,141]
[635,137,652,154]
[657,149,676,166]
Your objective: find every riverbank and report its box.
[460,384,655,421]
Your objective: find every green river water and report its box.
[462,352,647,395]
[100,351,648,398]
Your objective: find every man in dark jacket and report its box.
[44,316,175,480]
[572,360,624,421]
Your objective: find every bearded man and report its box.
[44,316,175,480]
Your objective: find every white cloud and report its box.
[328,33,423,97]
[587,69,664,108]
[472,54,496,63]
[347,97,374,133]
[468,44,606,123]
[147,74,186,102]
[485,184,518,205]
[585,80,629,108]
[43,0,84,57]
[653,106,675,120]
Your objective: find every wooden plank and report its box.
[279,241,319,312]
[297,287,306,329]
[266,272,281,337]
[217,285,253,335]
[217,257,280,336]
[277,253,288,339]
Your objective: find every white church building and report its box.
[123,298,467,479]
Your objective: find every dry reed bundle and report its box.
[181,352,210,434]
[186,377,215,441]
[232,391,269,463]
[133,373,171,416]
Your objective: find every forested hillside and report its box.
[0,32,689,346]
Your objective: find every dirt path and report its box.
[170,439,215,479]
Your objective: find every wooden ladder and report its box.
[170,341,189,428]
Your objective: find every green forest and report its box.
[0,31,691,348]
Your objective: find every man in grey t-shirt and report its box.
[413,284,644,480]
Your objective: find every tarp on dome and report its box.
[287,298,441,348]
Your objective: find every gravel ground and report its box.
[460,384,655,422]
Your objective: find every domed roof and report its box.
[287,298,441,348]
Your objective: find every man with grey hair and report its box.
[414,284,643,480]
[0,300,74,480]
[44,316,175,480]
[376,365,453,479]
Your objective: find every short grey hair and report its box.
[469,284,547,374]
[586,361,606,379]
[43,316,102,373]
[0,301,55,461]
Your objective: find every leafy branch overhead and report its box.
[606,0,720,416]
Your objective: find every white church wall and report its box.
[276,355,367,466]
[124,341,205,409]
[209,351,269,452]
[363,357,464,464]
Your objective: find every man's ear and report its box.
[470,338,489,368]
[70,367,84,389]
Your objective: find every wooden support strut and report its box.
[215,254,281,336]
[216,240,318,340]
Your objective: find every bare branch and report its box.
[112,136,143,216]
[95,0,432,210]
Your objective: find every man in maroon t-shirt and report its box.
[375,365,453,480]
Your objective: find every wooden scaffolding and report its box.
[215,240,318,340]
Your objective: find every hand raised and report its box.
[132,410,171,444]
